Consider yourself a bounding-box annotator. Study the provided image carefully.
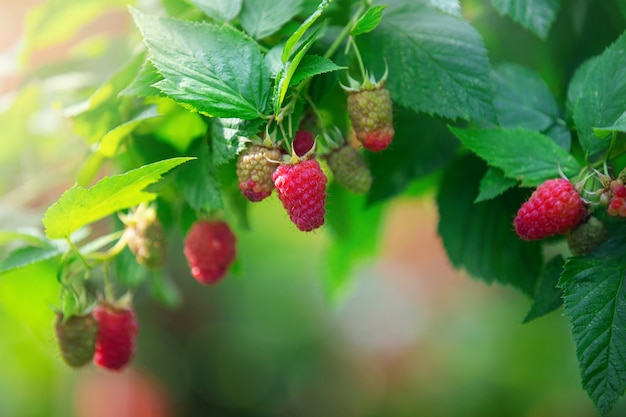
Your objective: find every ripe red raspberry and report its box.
[123,205,166,269]
[236,145,281,202]
[272,159,327,232]
[55,313,98,368]
[325,144,372,194]
[293,130,315,157]
[184,220,236,284]
[514,178,586,241]
[608,196,626,217]
[347,85,394,152]
[93,303,139,371]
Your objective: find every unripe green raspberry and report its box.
[55,313,98,368]
[347,86,394,152]
[326,144,372,194]
[236,145,281,202]
[123,205,166,269]
[567,216,607,256]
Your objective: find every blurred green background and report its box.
[2,0,626,416]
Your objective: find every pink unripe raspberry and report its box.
[514,178,586,241]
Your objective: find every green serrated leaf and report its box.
[569,31,626,161]
[177,141,223,212]
[282,0,331,62]
[560,242,626,416]
[352,5,387,36]
[523,255,564,323]
[0,228,49,247]
[367,1,495,122]
[190,0,242,21]
[450,127,581,187]
[130,8,272,120]
[490,0,560,39]
[240,0,303,40]
[274,27,322,116]
[0,245,64,274]
[99,106,161,157]
[43,157,193,239]
[325,182,383,300]
[211,118,263,166]
[493,62,569,150]
[290,55,345,86]
[594,110,626,139]
[475,167,518,203]
[367,108,458,204]
[437,155,542,296]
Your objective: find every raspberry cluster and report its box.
[600,179,626,217]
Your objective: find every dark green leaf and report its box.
[367,108,458,204]
[475,167,518,203]
[325,183,383,299]
[352,5,387,36]
[114,247,147,288]
[493,62,569,150]
[0,244,64,274]
[368,1,495,122]
[190,0,242,21]
[240,0,303,39]
[569,32,626,161]
[490,0,560,39]
[437,155,542,296]
[130,8,272,119]
[560,235,626,416]
[177,141,223,213]
[290,55,345,86]
[450,127,581,187]
[594,110,626,139]
[523,255,564,323]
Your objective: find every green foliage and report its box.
[43,158,192,239]
[523,255,564,323]
[490,0,560,39]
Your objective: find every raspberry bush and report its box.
[2,0,626,415]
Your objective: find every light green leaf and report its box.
[290,55,346,86]
[98,106,161,157]
[43,157,194,239]
[119,59,163,98]
[437,155,542,296]
[490,0,560,39]
[130,8,272,119]
[240,0,303,40]
[569,32,626,161]
[282,0,331,62]
[190,0,242,21]
[211,118,263,166]
[369,1,495,122]
[560,229,626,417]
[450,127,581,187]
[475,167,518,203]
[352,5,387,36]
[0,228,49,247]
[429,0,461,16]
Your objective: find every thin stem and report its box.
[349,35,368,83]
[102,261,115,303]
[66,237,91,270]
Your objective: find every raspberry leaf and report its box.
[493,63,570,151]
[176,141,224,212]
[190,0,242,21]
[281,0,331,62]
[475,167,518,203]
[130,8,272,120]
[352,5,387,36]
[594,110,626,139]
[240,0,303,40]
[490,0,560,40]
[43,157,193,239]
[211,118,263,166]
[569,31,626,162]
[437,155,542,296]
[559,232,626,417]
[366,1,495,123]
[523,255,564,323]
[119,59,162,98]
[450,127,581,187]
[290,55,345,87]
